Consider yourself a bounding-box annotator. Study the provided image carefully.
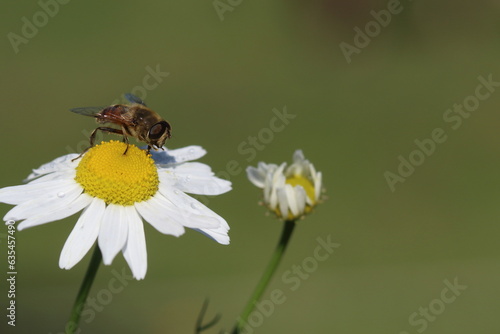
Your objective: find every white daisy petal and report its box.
[309,163,317,181]
[59,197,105,269]
[165,161,213,175]
[192,225,230,245]
[157,185,229,243]
[159,185,229,229]
[268,184,278,210]
[151,145,206,166]
[4,183,83,221]
[246,166,266,188]
[98,204,129,265]
[0,178,77,205]
[145,193,219,229]
[314,171,322,201]
[277,188,289,219]
[166,145,207,162]
[25,154,79,182]
[159,167,231,196]
[123,207,147,280]
[135,198,186,237]
[25,170,76,185]
[17,193,92,231]
[295,186,307,215]
[293,150,305,163]
[305,193,314,206]
[257,162,272,170]
[285,185,299,217]
[267,172,285,210]
[274,163,287,183]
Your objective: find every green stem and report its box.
[232,220,296,334]
[66,245,102,334]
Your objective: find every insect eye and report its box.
[148,121,169,140]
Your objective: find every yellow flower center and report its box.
[75,141,159,206]
[286,175,316,203]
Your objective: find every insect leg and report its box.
[96,127,130,155]
[122,134,130,155]
[94,127,129,155]
[71,127,126,162]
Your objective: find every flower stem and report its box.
[231,220,296,334]
[66,245,102,334]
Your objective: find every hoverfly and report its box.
[70,93,171,158]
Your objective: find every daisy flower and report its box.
[232,150,322,333]
[246,150,322,220]
[0,141,231,279]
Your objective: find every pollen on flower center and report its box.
[75,141,159,206]
[286,175,315,203]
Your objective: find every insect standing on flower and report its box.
[70,93,172,159]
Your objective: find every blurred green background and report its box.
[1,0,500,333]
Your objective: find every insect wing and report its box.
[124,93,147,106]
[100,109,137,126]
[70,106,105,117]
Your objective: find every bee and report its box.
[70,93,171,158]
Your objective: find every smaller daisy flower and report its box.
[0,141,231,280]
[246,150,322,220]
